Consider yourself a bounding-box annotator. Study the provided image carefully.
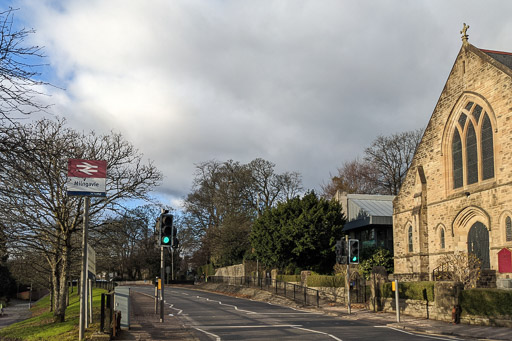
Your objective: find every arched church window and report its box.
[481,114,494,180]
[506,216,512,242]
[451,101,495,189]
[452,129,463,189]
[440,228,445,249]
[466,122,478,185]
[408,226,413,252]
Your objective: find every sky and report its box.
[10,0,512,208]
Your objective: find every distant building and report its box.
[393,26,512,283]
[335,192,394,252]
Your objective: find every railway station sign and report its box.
[67,159,107,197]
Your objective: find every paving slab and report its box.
[113,290,199,341]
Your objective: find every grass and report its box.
[0,287,108,341]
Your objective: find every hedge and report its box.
[307,274,345,288]
[277,275,301,282]
[460,288,512,317]
[382,281,435,301]
[198,263,216,276]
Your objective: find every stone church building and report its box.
[393,25,512,282]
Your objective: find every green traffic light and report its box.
[162,236,170,244]
[352,256,358,262]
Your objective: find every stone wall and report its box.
[214,264,246,277]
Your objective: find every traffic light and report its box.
[335,239,347,264]
[159,213,173,247]
[172,227,179,248]
[348,239,359,264]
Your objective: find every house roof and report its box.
[480,49,512,70]
[342,194,394,231]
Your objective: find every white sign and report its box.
[67,159,107,197]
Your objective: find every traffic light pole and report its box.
[160,246,165,323]
[345,235,351,315]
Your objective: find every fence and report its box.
[207,276,320,307]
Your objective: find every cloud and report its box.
[16,0,512,206]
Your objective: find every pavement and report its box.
[113,291,199,341]
[320,305,512,341]
[0,299,33,330]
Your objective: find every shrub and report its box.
[307,274,344,288]
[277,275,301,282]
[198,263,216,276]
[460,288,512,317]
[358,248,393,280]
[382,281,434,301]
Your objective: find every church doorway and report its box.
[467,222,490,269]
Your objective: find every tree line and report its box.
[0,6,424,324]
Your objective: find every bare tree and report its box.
[0,7,50,120]
[364,128,423,195]
[321,158,382,198]
[249,158,302,212]
[183,158,303,267]
[437,252,482,289]
[0,118,162,322]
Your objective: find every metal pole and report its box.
[154,281,158,314]
[79,197,90,340]
[347,263,351,315]
[395,279,400,322]
[160,247,165,322]
[89,279,93,324]
[171,248,174,281]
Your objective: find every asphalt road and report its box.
[131,286,465,341]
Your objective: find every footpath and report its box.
[0,299,32,330]
[114,291,199,341]
[321,305,512,340]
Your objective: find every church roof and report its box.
[480,49,512,70]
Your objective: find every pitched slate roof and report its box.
[480,49,512,70]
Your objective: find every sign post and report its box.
[67,159,106,341]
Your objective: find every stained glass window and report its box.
[466,122,478,185]
[452,101,494,190]
[408,226,413,252]
[506,217,512,242]
[440,228,445,249]
[452,129,463,189]
[481,114,494,180]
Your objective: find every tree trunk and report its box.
[53,241,70,323]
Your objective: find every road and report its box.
[131,286,465,341]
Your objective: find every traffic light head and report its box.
[159,213,174,247]
[348,239,359,264]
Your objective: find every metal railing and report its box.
[207,276,320,307]
[432,262,452,281]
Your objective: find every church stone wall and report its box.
[394,42,512,280]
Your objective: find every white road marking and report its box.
[374,326,465,340]
[194,327,221,341]
[195,324,302,329]
[292,326,343,341]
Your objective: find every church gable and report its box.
[393,26,512,282]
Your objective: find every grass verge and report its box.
[0,287,108,341]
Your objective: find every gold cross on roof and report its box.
[461,23,470,43]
